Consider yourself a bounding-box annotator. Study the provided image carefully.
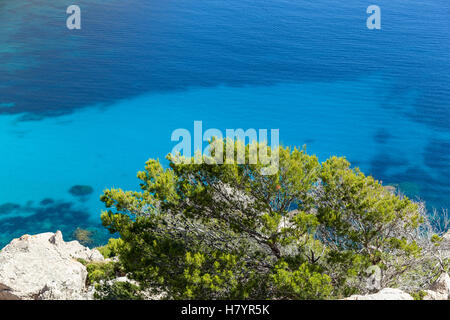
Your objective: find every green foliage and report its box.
[271,261,332,299]
[317,156,421,259]
[411,290,427,300]
[315,156,427,294]
[97,238,124,259]
[431,234,443,246]
[182,251,247,299]
[94,281,143,300]
[78,258,124,286]
[85,261,118,285]
[99,139,438,299]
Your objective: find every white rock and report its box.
[52,232,105,262]
[430,273,450,296]
[344,288,414,300]
[443,230,450,241]
[0,231,104,300]
[442,230,450,253]
[423,290,448,300]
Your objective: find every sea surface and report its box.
[0,0,449,247]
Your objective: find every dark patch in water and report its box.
[369,153,409,178]
[375,166,449,210]
[373,129,392,144]
[0,199,109,248]
[69,185,94,197]
[424,139,450,174]
[40,198,55,206]
[303,139,316,145]
[0,203,21,215]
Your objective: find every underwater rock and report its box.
[383,185,397,194]
[72,227,94,246]
[0,203,20,215]
[40,198,55,206]
[69,185,94,197]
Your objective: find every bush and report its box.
[411,290,427,300]
[97,238,124,259]
[94,281,143,300]
[99,140,446,299]
[77,259,123,285]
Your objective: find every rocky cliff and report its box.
[0,231,104,300]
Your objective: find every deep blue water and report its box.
[0,0,449,247]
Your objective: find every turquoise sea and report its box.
[0,0,449,246]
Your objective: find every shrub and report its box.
[97,238,124,259]
[94,281,143,300]
[100,140,446,299]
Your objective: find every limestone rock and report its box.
[423,289,448,300]
[344,288,414,300]
[443,230,450,242]
[0,283,20,300]
[0,231,104,300]
[50,231,105,262]
[430,273,450,296]
[442,230,450,252]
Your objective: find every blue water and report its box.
[0,0,449,246]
